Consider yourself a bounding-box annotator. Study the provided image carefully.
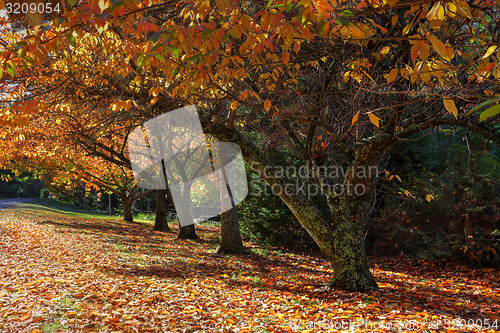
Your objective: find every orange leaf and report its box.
[282,52,290,65]
[367,112,380,127]
[350,25,365,39]
[411,40,424,63]
[387,68,398,84]
[351,110,360,126]
[264,99,271,112]
[21,314,31,321]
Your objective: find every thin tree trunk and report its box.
[154,189,172,232]
[174,182,200,240]
[218,144,245,254]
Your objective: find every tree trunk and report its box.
[327,195,378,292]
[280,188,377,292]
[218,143,245,254]
[174,181,200,240]
[154,189,172,232]
[206,126,378,292]
[177,224,199,240]
[121,195,133,222]
[218,207,245,254]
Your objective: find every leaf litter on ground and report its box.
[0,207,498,332]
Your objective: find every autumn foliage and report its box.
[0,0,499,293]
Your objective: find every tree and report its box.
[153,189,173,232]
[1,0,499,291]
[0,120,152,221]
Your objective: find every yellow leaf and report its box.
[419,42,430,61]
[446,46,455,61]
[427,2,444,21]
[215,0,229,13]
[367,112,380,127]
[387,68,398,84]
[482,45,497,60]
[125,100,132,111]
[383,0,398,8]
[340,26,351,38]
[427,34,453,61]
[400,67,410,79]
[410,62,422,83]
[420,63,432,83]
[402,22,412,35]
[231,100,238,110]
[455,0,472,19]
[198,0,211,20]
[443,98,458,118]
[264,99,271,112]
[380,46,390,55]
[446,2,457,17]
[98,0,109,13]
[429,18,443,30]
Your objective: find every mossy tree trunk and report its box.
[327,195,378,291]
[206,126,378,292]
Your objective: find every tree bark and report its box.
[327,195,378,291]
[206,126,378,291]
[218,206,245,254]
[154,189,172,232]
[218,143,245,254]
[121,195,133,223]
[177,224,199,240]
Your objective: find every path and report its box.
[0,198,37,210]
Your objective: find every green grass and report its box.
[14,198,215,229]
[15,198,175,228]
[17,198,122,221]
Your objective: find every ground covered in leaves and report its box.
[0,205,499,333]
